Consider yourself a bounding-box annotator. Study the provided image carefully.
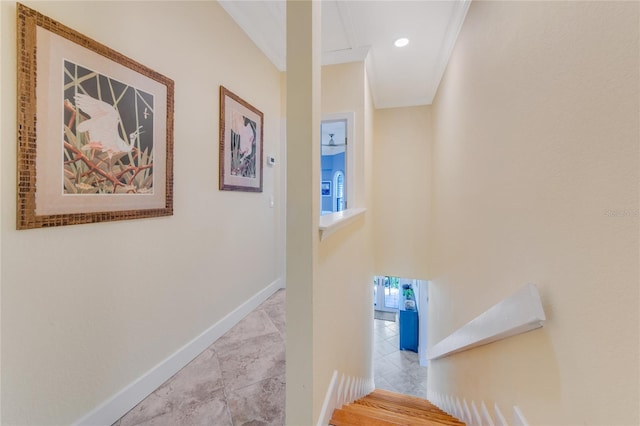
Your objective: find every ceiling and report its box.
[219,0,470,109]
[321,120,346,156]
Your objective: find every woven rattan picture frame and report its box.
[16,3,174,229]
[219,86,264,192]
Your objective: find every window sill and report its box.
[319,208,366,241]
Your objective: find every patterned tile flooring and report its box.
[112,291,425,425]
[373,314,428,399]
[113,289,286,426]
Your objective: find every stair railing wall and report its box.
[427,283,546,360]
[425,284,543,426]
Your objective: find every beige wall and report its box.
[0,2,4,422]
[0,2,283,424]
[313,61,375,419]
[373,106,432,279]
[285,1,320,424]
[427,1,639,424]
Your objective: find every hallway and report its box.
[113,290,286,426]
[373,316,428,399]
[111,289,427,425]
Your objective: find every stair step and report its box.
[341,403,449,426]
[368,389,448,411]
[329,389,465,426]
[365,390,460,418]
[355,399,462,424]
[356,396,444,415]
[330,407,404,426]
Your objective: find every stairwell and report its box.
[330,388,465,426]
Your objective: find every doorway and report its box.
[373,276,429,398]
[373,276,399,312]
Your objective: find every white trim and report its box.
[513,406,530,426]
[481,401,496,426]
[322,46,371,67]
[428,283,546,360]
[319,207,366,241]
[317,371,340,426]
[73,278,284,426]
[429,0,471,104]
[427,390,528,426]
[456,399,464,420]
[463,399,472,424]
[364,51,380,108]
[494,403,508,426]
[418,280,429,366]
[470,401,481,426]
[317,370,374,426]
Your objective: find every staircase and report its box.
[329,389,465,426]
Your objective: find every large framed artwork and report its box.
[16,3,174,229]
[219,86,263,192]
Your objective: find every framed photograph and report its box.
[16,3,174,229]
[321,181,332,197]
[219,86,263,192]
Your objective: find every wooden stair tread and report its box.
[329,389,465,426]
[355,399,463,424]
[368,389,445,410]
[363,391,461,419]
[340,403,452,426]
[330,407,405,426]
[343,403,432,425]
[354,404,463,426]
[357,397,445,415]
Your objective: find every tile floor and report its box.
[112,291,426,426]
[113,289,286,426]
[373,313,428,399]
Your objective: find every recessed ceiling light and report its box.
[394,37,410,48]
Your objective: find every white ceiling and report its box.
[321,120,346,146]
[219,0,470,108]
[320,120,346,155]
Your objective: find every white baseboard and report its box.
[427,390,529,426]
[74,278,284,426]
[317,371,340,426]
[317,370,375,426]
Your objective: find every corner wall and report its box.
[1,2,283,424]
[373,106,432,279]
[428,1,639,424]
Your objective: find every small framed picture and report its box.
[219,86,263,192]
[321,181,332,197]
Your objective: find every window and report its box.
[318,112,364,240]
[320,113,353,215]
